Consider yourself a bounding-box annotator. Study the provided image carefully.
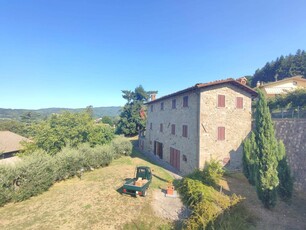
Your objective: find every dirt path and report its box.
[224,173,306,230]
[151,189,190,221]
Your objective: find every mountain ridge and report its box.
[0,106,122,120]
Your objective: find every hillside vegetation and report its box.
[0,106,121,120]
[251,49,306,87]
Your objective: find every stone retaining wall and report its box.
[274,119,306,191]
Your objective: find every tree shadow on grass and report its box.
[152,174,169,183]
[129,139,183,178]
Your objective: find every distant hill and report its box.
[0,106,122,120]
[251,49,306,87]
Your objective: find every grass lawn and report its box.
[222,172,306,230]
[0,146,174,230]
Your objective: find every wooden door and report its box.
[154,141,163,159]
[170,147,180,170]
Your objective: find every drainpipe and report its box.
[196,90,201,169]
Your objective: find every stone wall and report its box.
[144,90,199,174]
[274,119,306,191]
[199,84,253,170]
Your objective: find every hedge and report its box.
[178,178,242,229]
[111,136,133,159]
[0,136,132,207]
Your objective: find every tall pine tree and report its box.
[116,85,157,136]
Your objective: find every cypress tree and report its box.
[277,140,293,201]
[242,132,257,185]
[242,138,251,180]
[254,89,279,208]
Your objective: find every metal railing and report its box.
[270,106,306,119]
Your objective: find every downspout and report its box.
[196,89,201,169]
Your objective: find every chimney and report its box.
[256,81,260,87]
[150,93,156,101]
[236,77,247,85]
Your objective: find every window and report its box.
[236,97,243,109]
[172,99,176,109]
[150,123,152,130]
[171,124,176,135]
[160,102,164,110]
[150,105,153,112]
[218,95,225,107]
[183,154,187,162]
[183,96,188,107]
[182,125,188,137]
[218,127,225,140]
[160,123,163,132]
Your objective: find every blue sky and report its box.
[1,0,306,109]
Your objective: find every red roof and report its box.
[146,78,258,104]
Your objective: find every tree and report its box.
[20,111,41,124]
[24,111,114,155]
[254,89,279,208]
[268,88,306,110]
[243,90,294,207]
[101,116,114,126]
[242,132,257,185]
[116,85,157,136]
[277,141,293,201]
[85,105,94,118]
[251,50,306,87]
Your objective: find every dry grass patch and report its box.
[0,150,174,229]
[224,172,306,230]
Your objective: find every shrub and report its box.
[178,178,242,229]
[202,159,224,186]
[12,151,55,201]
[92,145,114,167]
[0,165,15,206]
[78,143,101,169]
[187,160,224,187]
[211,204,257,230]
[277,156,293,201]
[88,124,115,147]
[53,147,86,181]
[242,133,257,185]
[54,144,115,181]
[0,136,131,206]
[111,136,132,159]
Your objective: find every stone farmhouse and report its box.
[257,75,306,98]
[139,78,257,175]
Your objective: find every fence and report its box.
[270,106,306,119]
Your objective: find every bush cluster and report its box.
[23,112,115,155]
[0,137,132,207]
[111,136,133,159]
[0,151,54,205]
[178,178,242,229]
[187,159,224,187]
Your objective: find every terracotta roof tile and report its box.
[146,78,257,104]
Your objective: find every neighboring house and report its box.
[0,131,31,158]
[258,75,306,98]
[139,78,257,175]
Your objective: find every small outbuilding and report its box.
[0,131,31,159]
